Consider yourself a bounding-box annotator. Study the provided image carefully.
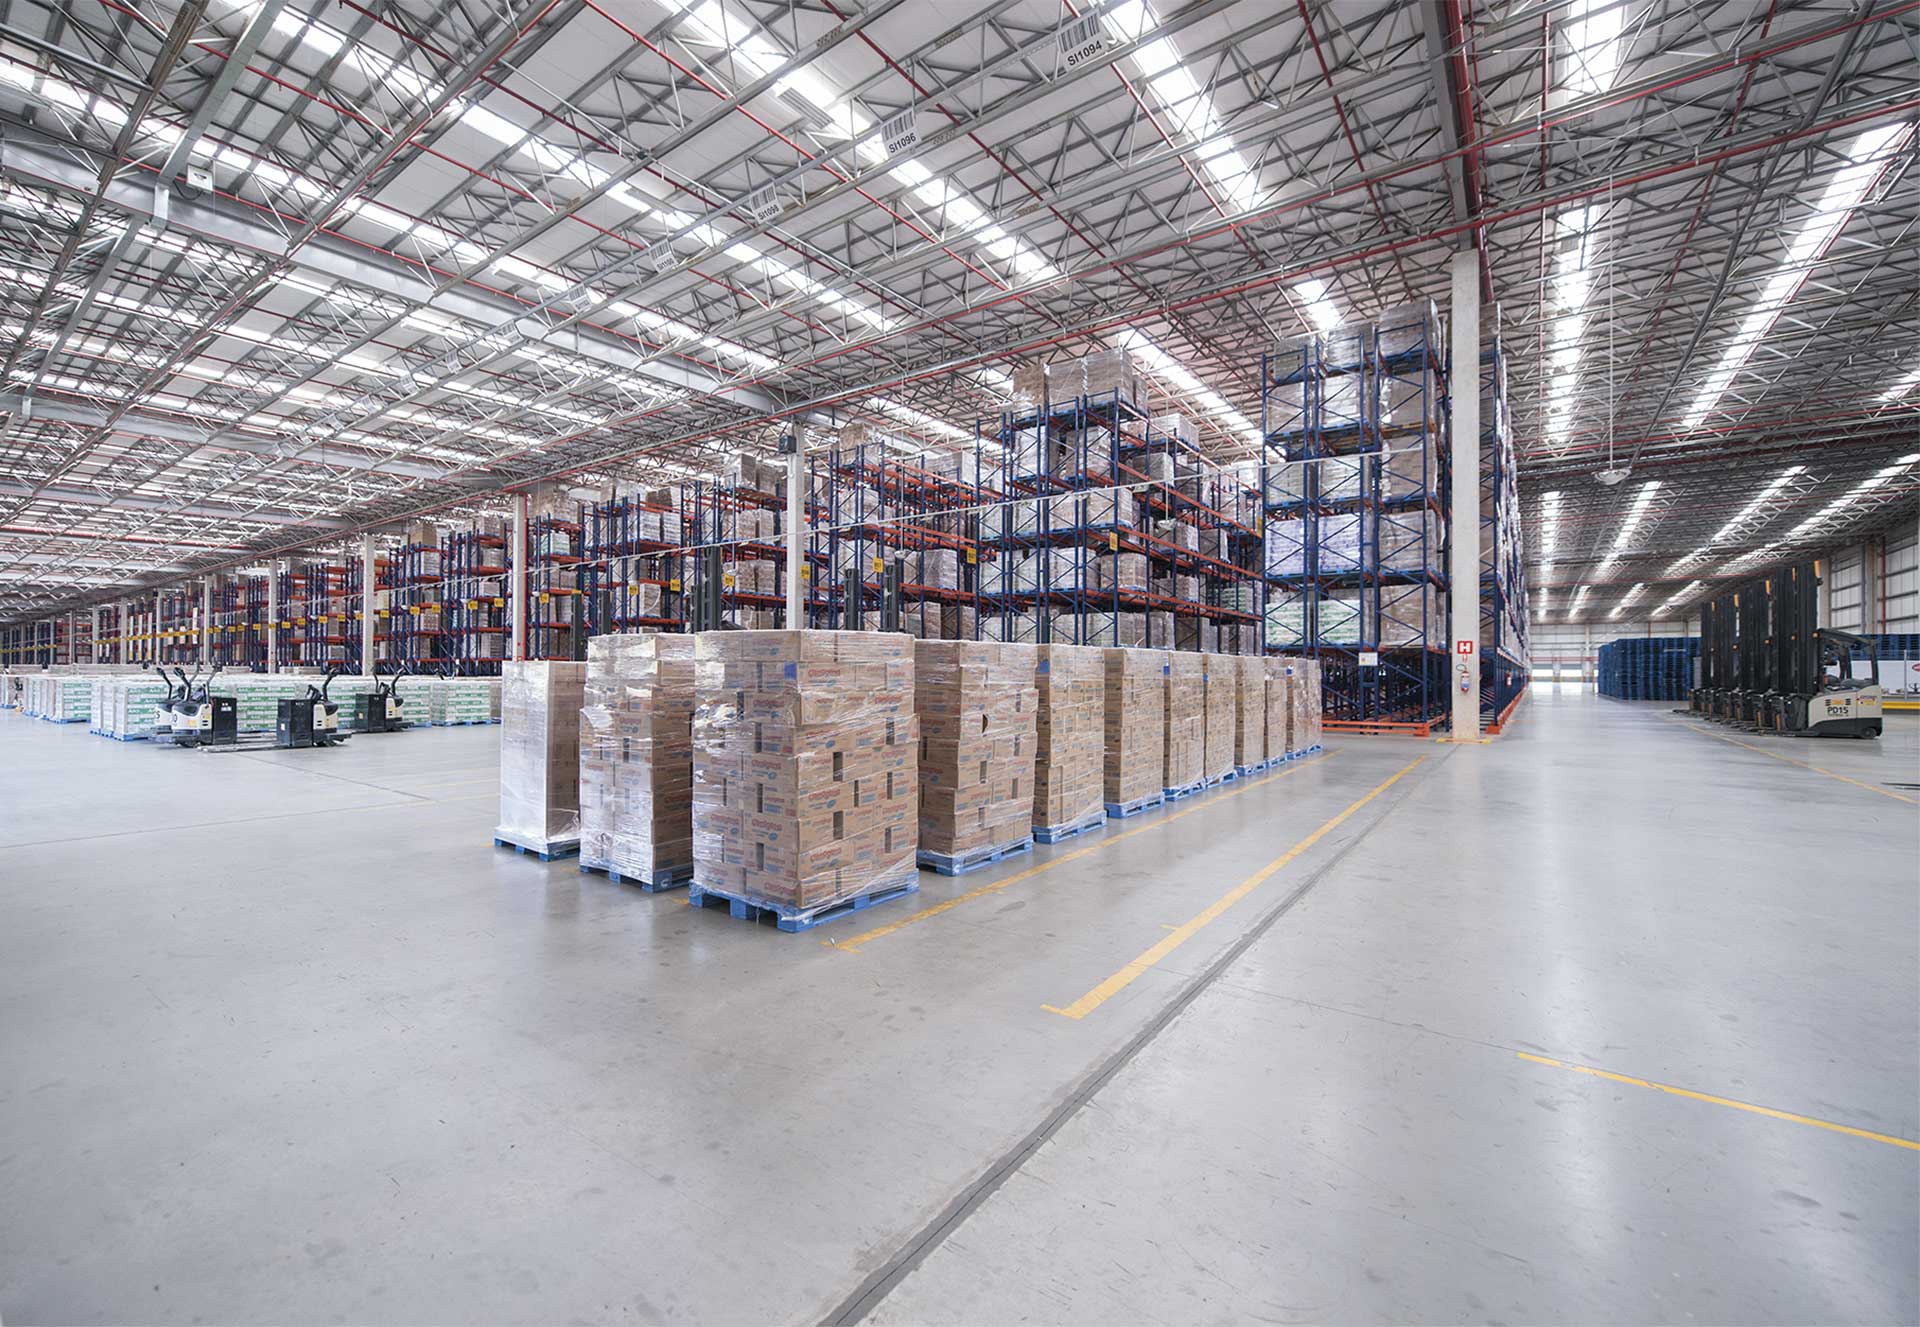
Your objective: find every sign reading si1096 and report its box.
[881,109,920,157]
[1056,14,1105,70]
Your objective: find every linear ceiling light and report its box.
[1682,120,1916,431]
[1591,479,1659,580]
[1292,279,1341,334]
[1652,579,1703,618]
[1607,582,1646,619]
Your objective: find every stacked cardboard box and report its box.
[692,631,917,916]
[1102,648,1165,808]
[1162,652,1204,793]
[1292,656,1323,748]
[914,640,1036,863]
[1200,653,1235,782]
[498,661,588,850]
[1265,657,1292,755]
[1231,655,1265,769]
[579,634,696,885]
[1031,643,1105,834]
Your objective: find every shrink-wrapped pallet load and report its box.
[1200,653,1236,783]
[1162,651,1204,795]
[1265,656,1293,756]
[1102,648,1165,812]
[914,640,1037,869]
[1232,654,1265,770]
[1292,656,1323,749]
[691,631,918,922]
[1031,644,1106,840]
[579,634,696,887]
[497,661,588,853]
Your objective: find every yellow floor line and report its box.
[1042,755,1426,1020]
[1669,717,1917,805]
[825,752,1339,953]
[1516,1052,1920,1151]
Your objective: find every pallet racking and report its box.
[1474,320,1530,727]
[1262,302,1450,731]
[527,506,585,660]
[444,519,511,674]
[581,495,686,637]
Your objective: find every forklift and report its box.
[274,667,349,749]
[1688,560,1882,739]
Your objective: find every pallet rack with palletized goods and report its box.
[527,504,585,661]
[580,493,686,637]
[444,517,511,674]
[1471,319,1530,728]
[391,528,449,675]
[683,466,824,631]
[155,588,199,665]
[821,429,982,636]
[1261,301,1451,733]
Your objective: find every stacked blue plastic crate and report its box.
[1597,637,1700,700]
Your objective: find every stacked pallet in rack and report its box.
[445,515,510,675]
[1261,302,1450,733]
[527,500,584,660]
[1476,320,1530,728]
[582,491,685,637]
[686,461,800,631]
[391,521,448,675]
[822,426,979,637]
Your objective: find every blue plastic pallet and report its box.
[687,878,918,933]
[578,860,692,892]
[96,732,152,742]
[1162,779,1205,801]
[493,832,580,862]
[1104,791,1164,819]
[1033,809,1107,844]
[918,836,1033,877]
[38,716,86,724]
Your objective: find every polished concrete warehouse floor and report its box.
[1,690,1914,1325]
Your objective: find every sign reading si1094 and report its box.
[1056,13,1105,70]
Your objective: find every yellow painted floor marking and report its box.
[826,752,1338,953]
[1043,755,1426,1020]
[1516,1052,1920,1151]
[1670,718,1917,805]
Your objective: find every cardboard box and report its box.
[1232,655,1265,766]
[693,631,918,913]
[915,640,1037,859]
[1163,651,1204,791]
[1032,644,1105,833]
[499,661,588,847]
[1264,656,1291,757]
[579,634,695,883]
[1103,648,1165,806]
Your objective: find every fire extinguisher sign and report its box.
[1456,640,1474,655]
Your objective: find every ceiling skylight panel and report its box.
[1101,0,1261,211]
[1293,280,1341,334]
[1652,580,1703,617]
[1682,121,1915,431]
[1607,583,1646,619]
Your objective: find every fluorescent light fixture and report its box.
[1567,585,1591,620]
[1653,579,1704,618]
[1292,279,1341,334]
[1607,582,1647,619]
[1880,363,1920,403]
[1101,0,1263,212]
[1591,479,1659,579]
[1682,121,1916,431]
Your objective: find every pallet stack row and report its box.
[508,631,1325,931]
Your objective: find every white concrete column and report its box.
[154,590,163,662]
[89,606,100,664]
[360,535,377,675]
[510,492,529,662]
[785,445,806,625]
[266,559,280,673]
[200,579,213,663]
[118,600,129,663]
[1448,248,1482,735]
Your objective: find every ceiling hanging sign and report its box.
[1056,13,1105,71]
[742,186,780,223]
[880,109,920,158]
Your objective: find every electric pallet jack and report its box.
[346,666,411,733]
[165,664,238,748]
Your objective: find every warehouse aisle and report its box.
[865,692,1920,1325]
[3,700,1913,1325]
[0,713,1421,1325]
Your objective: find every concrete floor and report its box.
[0,690,1914,1325]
